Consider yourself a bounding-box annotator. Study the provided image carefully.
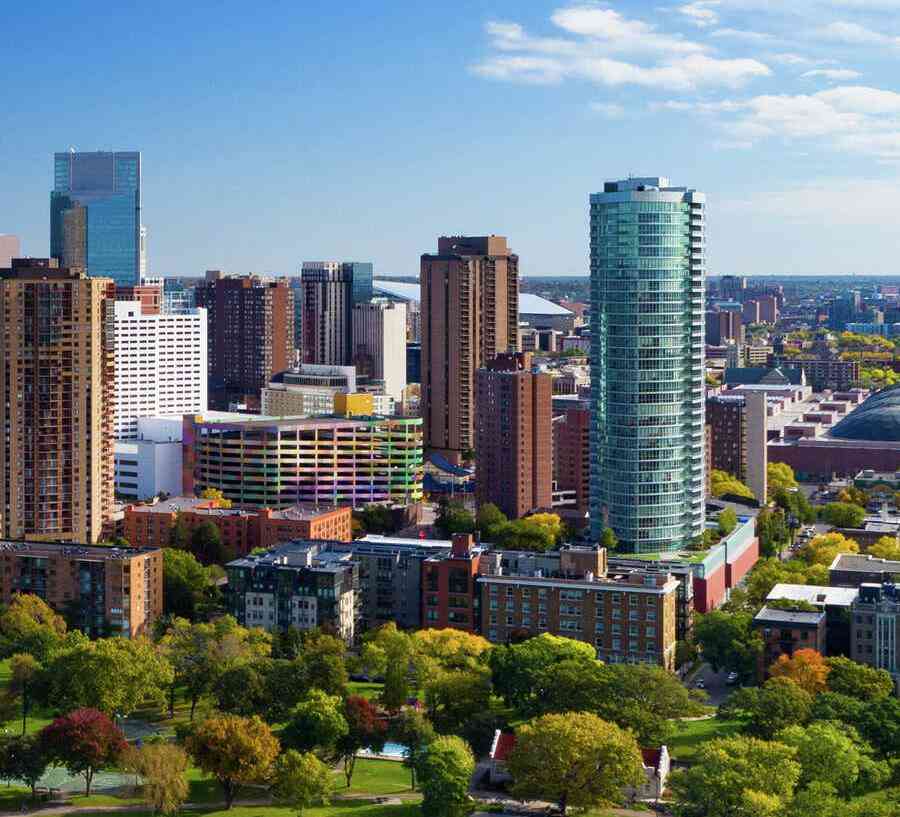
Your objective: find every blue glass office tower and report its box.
[51,151,144,286]
[589,178,705,553]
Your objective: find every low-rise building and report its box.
[752,606,827,673]
[225,541,358,642]
[124,497,352,554]
[766,583,857,656]
[830,553,900,587]
[422,534,485,631]
[0,541,162,638]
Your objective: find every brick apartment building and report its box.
[0,541,162,637]
[475,353,552,519]
[421,534,485,630]
[552,406,590,518]
[124,497,351,554]
[752,607,827,673]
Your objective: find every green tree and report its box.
[271,750,333,817]
[434,499,475,536]
[191,520,232,565]
[670,736,800,817]
[821,502,866,529]
[709,469,754,500]
[361,623,413,710]
[725,677,813,739]
[855,696,900,757]
[163,548,211,620]
[424,668,492,737]
[825,656,893,701]
[693,611,762,681]
[416,735,474,817]
[599,527,619,550]
[776,722,862,797]
[755,509,790,558]
[475,503,508,541]
[356,505,396,535]
[717,507,738,537]
[9,653,40,735]
[867,535,900,560]
[213,661,269,717]
[798,532,859,566]
[184,714,280,809]
[768,463,798,496]
[130,742,190,816]
[390,708,435,790]
[170,512,192,548]
[337,695,386,787]
[507,713,643,815]
[40,708,127,796]
[0,595,67,662]
[295,630,348,696]
[3,736,49,800]
[281,690,348,759]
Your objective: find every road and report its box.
[689,664,733,707]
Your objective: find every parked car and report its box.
[726,672,739,685]
[695,678,705,689]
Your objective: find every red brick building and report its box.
[124,497,351,554]
[475,352,552,519]
[553,406,590,517]
[422,534,483,630]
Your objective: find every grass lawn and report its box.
[70,800,421,817]
[667,717,744,762]
[347,681,384,701]
[339,759,412,795]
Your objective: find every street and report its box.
[689,664,734,707]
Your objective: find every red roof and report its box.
[641,747,662,769]
[491,731,517,762]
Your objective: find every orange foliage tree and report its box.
[769,648,830,696]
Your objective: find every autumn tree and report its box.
[184,714,279,808]
[507,713,643,815]
[416,735,474,817]
[867,536,900,560]
[200,487,233,509]
[130,742,190,815]
[709,469,754,500]
[767,463,798,496]
[797,532,859,566]
[271,750,333,817]
[337,696,386,787]
[40,708,127,795]
[769,648,830,696]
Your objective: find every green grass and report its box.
[347,681,384,702]
[68,800,421,817]
[667,717,744,762]
[624,550,710,564]
[338,759,412,795]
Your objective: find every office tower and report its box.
[300,262,374,365]
[828,291,863,330]
[163,279,195,314]
[0,236,19,268]
[589,178,705,552]
[475,352,552,519]
[742,300,761,325]
[50,151,144,285]
[0,258,115,543]
[194,271,294,408]
[352,300,407,401]
[705,309,743,345]
[289,277,303,355]
[756,295,778,324]
[262,364,357,416]
[113,297,208,438]
[420,235,519,464]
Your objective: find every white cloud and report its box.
[677,2,721,27]
[590,102,627,118]
[710,28,775,43]
[801,68,862,79]
[815,21,900,46]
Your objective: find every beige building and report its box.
[0,259,115,543]
[420,236,518,463]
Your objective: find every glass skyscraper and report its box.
[51,151,144,286]
[589,177,705,553]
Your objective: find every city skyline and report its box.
[4,1,900,278]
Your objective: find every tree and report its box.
[281,690,348,759]
[821,502,866,529]
[191,520,233,565]
[337,695,386,787]
[769,648,830,696]
[755,510,790,558]
[693,611,762,681]
[130,742,190,815]
[669,735,800,817]
[855,696,900,757]
[362,623,413,710]
[717,507,738,537]
[40,637,173,717]
[271,750,333,817]
[495,516,557,551]
[356,505,396,535]
[213,662,269,717]
[3,736,49,800]
[768,463,798,496]
[776,722,863,798]
[411,628,492,675]
[475,503,508,541]
[709,469,754,500]
[837,486,868,508]
[434,499,475,536]
[726,677,813,739]
[0,595,67,662]
[867,536,900,560]
[391,709,435,791]
[599,528,619,550]
[163,548,212,620]
[170,513,192,548]
[9,653,40,735]
[416,735,474,817]
[184,714,279,809]
[507,713,643,815]
[295,630,348,696]
[200,487,232,509]
[40,708,127,795]
[798,532,859,566]
[423,668,492,736]
[825,656,893,700]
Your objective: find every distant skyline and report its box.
[4,1,900,277]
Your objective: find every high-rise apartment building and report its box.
[0,236,19,269]
[705,309,743,346]
[194,271,294,408]
[589,178,705,552]
[420,236,518,464]
[0,259,115,543]
[300,262,374,365]
[706,391,768,503]
[51,151,144,285]
[475,352,552,519]
[352,300,407,401]
[553,406,591,518]
[112,298,208,438]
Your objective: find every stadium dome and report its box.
[830,385,900,441]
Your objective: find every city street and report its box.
[689,664,734,707]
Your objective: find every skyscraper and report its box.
[420,236,518,464]
[0,258,116,543]
[194,271,295,409]
[51,151,144,285]
[352,300,407,401]
[300,261,374,365]
[475,352,552,519]
[589,178,705,552]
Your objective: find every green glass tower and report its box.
[589,178,705,552]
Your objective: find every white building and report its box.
[114,416,183,500]
[262,364,357,416]
[352,299,406,401]
[113,300,207,439]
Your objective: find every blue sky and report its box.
[3,0,900,277]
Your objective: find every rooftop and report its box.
[830,552,900,573]
[228,540,353,572]
[830,385,900,442]
[766,582,858,607]
[754,606,825,625]
[0,541,159,560]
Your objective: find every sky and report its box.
[3,0,900,277]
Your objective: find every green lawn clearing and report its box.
[667,717,744,762]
